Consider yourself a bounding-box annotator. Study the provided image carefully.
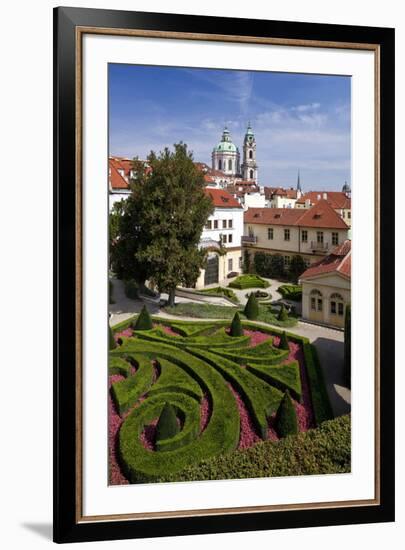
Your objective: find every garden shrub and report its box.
[278,284,302,301]
[277,304,289,322]
[279,331,289,350]
[244,293,259,320]
[228,274,269,289]
[109,325,116,350]
[124,279,139,300]
[276,390,298,437]
[157,415,351,482]
[155,402,180,446]
[110,355,154,414]
[230,312,243,337]
[147,357,203,401]
[246,361,302,401]
[109,355,131,377]
[132,305,153,330]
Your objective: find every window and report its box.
[221,234,227,244]
[310,289,323,312]
[218,159,222,170]
[205,220,212,230]
[332,232,339,246]
[228,258,233,271]
[348,211,351,219]
[249,150,253,159]
[268,227,274,240]
[284,228,290,241]
[228,159,232,171]
[250,169,254,179]
[239,256,243,268]
[317,231,324,244]
[228,219,233,228]
[214,219,218,229]
[222,220,227,229]
[330,293,344,316]
[228,234,233,243]
[302,230,308,243]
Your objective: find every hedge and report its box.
[108,355,132,377]
[244,292,259,320]
[279,331,289,350]
[117,341,240,482]
[109,325,117,350]
[303,343,334,425]
[278,284,302,301]
[157,415,351,482]
[230,312,243,337]
[229,274,269,289]
[110,355,154,414]
[147,357,203,401]
[155,403,180,447]
[190,348,283,439]
[246,361,302,402]
[132,305,153,331]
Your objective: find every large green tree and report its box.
[288,254,307,283]
[110,143,213,306]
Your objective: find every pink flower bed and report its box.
[227,383,261,449]
[243,329,271,347]
[115,327,133,340]
[157,324,180,337]
[199,394,211,433]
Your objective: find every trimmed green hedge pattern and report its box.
[109,316,334,482]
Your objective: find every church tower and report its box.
[241,123,258,183]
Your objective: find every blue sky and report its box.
[109,64,351,191]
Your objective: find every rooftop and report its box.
[299,240,351,280]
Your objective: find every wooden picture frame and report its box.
[54,6,395,543]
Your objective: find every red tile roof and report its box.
[109,161,129,190]
[263,186,298,200]
[297,191,351,209]
[244,200,349,229]
[299,240,351,280]
[205,187,242,208]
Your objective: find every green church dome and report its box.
[213,127,238,153]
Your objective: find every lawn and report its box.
[109,316,335,485]
[164,302,298,327]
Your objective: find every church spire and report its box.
[297,170,302,192]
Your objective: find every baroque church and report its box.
[211,124,258,183]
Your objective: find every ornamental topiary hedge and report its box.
[244,292,259,320]
[132,305,153,331]
[230,312,243,337]
[277,304,289,322]
[276,390,298,438]
[228,274,269,289]
[109,325,116,350]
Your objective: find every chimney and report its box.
[305,199,311,208]
[317,194,321,201]
[323,192,328,200]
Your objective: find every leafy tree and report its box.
[288,255,307,283]
[270,253,285,279]
[244,292,259,320]
[111,144,213,306]
[230,312,243,337]
[279,331,289,350]
[133,305,153,331]
[276,391,298,437]
[344,304,351,388]
[277,304,288,322]
[109,325,116,350]
[156,403,179,444]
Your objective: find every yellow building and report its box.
[299,240,351,328]
[243,199,350,269]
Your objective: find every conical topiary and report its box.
[276,391,298,438]
[132,305,153,331]
[230,312,243,337]
[109,325,116,350]
[277,304,288,322]
[244,292,259,320]
[279,330,289,350]
[155,403,179,445]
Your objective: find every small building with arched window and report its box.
[299,240,351,328]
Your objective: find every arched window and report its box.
[228,159,232,171]
[310,289,323,312]
[330,293,344,316]
[249,150,253,159]
[250,169,254,179]
[218,159,222,170]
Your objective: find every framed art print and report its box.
[54,6,395,543]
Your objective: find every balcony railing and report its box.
[310,241,329,252]
[242,235,258,244]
